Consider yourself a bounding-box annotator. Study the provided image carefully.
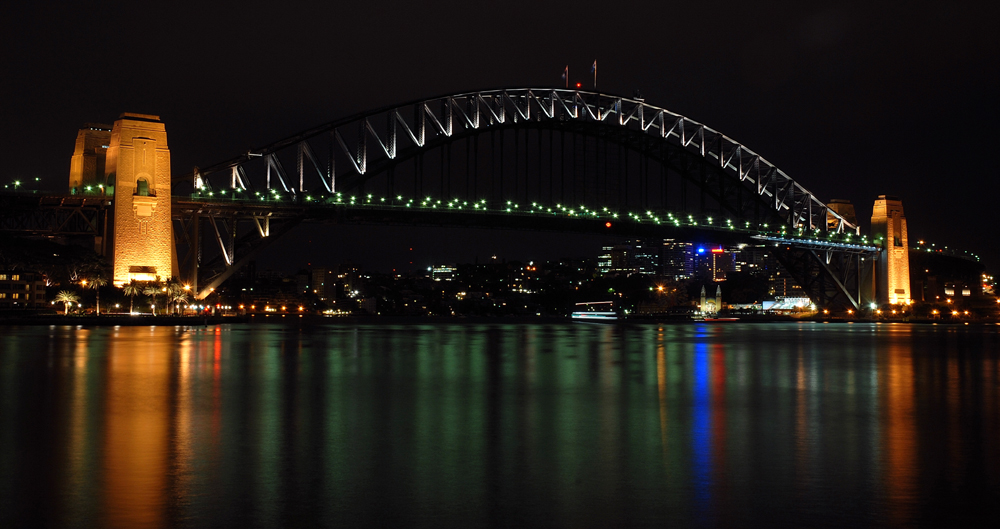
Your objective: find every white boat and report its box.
[571,301,618,322]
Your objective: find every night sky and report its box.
[3,1,998,273]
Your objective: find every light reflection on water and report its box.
[1,322,999,528]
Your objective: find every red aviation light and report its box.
[711,248,724,254]
[605,222,612,228]
[576,82,582,88]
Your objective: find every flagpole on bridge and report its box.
[592,60,597,89]
[562,65,568,88]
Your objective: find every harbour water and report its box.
[1,322,999,527]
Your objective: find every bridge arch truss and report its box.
[182,89,874,309]
[193,88,858,235]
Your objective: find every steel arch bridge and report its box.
[175,89,878,308]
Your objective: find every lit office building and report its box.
[661,240,694,280]
[431,264,457,281]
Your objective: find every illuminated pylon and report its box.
[871,195,910,305]
[105,113,177,285]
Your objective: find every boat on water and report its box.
[699,317,740,322]
[571,301,618,322]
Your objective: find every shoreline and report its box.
[0,314,248,326]
[0,313,994,326]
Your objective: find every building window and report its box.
[0,293,6,299]
[12,293,18,299]
[136,178,149,196]
[0,274,6,280]
[11,275,19,281]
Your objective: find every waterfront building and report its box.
[0,272,47,310]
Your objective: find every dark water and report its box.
[1,322,999,528]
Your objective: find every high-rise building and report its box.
[661,240,694,280]
[311,268,330,299]
[600,238,691,277]
[693,246,737,281]
[603,240,656,275]
[597,246,613,274]
[734,244,777,276]
[431,264,457,281]
[339,264,362,297]
[769,271,804,298]
[871,195,910,304]
[631,240,659,275]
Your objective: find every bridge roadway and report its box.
[179,191,882,301]
[0,190,880,254]
[0,190,879,309]
[174,190,878,250]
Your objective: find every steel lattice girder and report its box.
[0,194,111,236]
[171,199,305,299]
[771,245,874,311]
[190,88,858,236]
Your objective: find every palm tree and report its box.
[170,291,189,315]
[165,279,194,314]
[122,280,141,314]
[54,290,80,315]
[143,282,165,315]
[84,275,108,316]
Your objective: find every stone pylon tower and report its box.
[105,113,177,286]
[827,199,858,229]
[871,195,910,305]
[68,124,112,194]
